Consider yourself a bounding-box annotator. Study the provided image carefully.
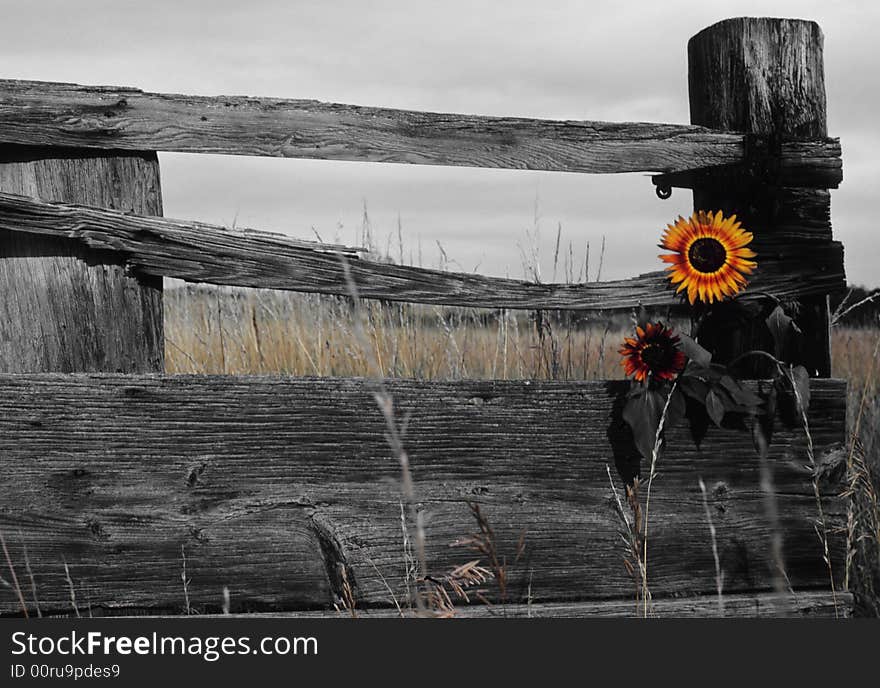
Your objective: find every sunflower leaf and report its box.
[715,386,741,412]
[705,388,726,427]
[666,386,687,429]
[678,333,712,367]
[683,362,711,379]
[626,379,646,399]
[715,387,758,415]
[622,388,665,461]
[765,305,795,359]
[686,396,711,448]
[679,375,710,403]
[707,364,729,381]
[719,375,764,409]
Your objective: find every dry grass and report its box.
[834,325,880,615]
[165,284,630,381]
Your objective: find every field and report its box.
[165,282,880,615]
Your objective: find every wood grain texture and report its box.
[211,591,850,618]
[689,19,827,137]
[0,375,847,616]
[0,79,841,182]
[688,18,839,377]
[0,191,846,312]
[0,148,164,373]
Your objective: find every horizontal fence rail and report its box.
[0,375,847,617]
[0,79,841,183]
[0,191,846,311]
[220,591,849,618]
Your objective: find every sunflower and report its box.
[619,322,686,383]
[658,210,757,305]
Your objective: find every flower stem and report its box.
[641,380,678,618]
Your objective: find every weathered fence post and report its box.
[0,149,164,372]
[688,18,834,377]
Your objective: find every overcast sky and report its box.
[2,0,877,286]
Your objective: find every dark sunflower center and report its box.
[640,343,667,369]
[687,237,727,273]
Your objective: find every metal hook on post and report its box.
[649,133,804,202]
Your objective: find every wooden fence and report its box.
[0,17,851,617]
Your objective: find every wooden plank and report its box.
[0,375,847,616]
[688,18,839,377]
[0,149,164,373]
[42,592,852,619]
[205,591,850,618]
[0,79,841,181]
[0,191,846,312]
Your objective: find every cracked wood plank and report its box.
[0,79,841,183]
[0,192,846,311]
[0,375,848,616]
